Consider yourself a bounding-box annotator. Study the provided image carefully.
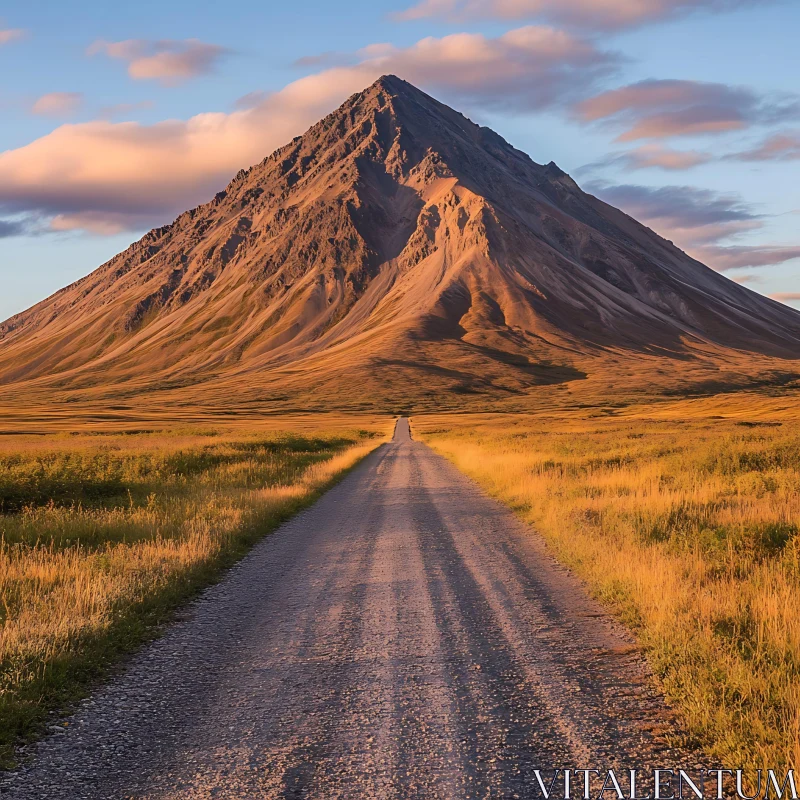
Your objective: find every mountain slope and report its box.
[2,75,799,411]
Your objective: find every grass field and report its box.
[415,411,800,772]
[0,417,388,768]
[5,399,800,773]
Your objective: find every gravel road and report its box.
[3,418,684,799]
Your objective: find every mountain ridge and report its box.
[2,74,799,411]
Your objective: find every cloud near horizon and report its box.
[0,26,617,235]
[0,219,27,238]
[588,182,800,270]
[87,38,229,85]
[392,0,764,30]
[576,79,800,141]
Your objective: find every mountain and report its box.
[2,75,800,414]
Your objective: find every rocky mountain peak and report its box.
[1,77,799,411]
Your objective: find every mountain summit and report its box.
[2,75,800,410]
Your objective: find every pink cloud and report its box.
[0,27,615,234]
[731,132,800,161]
[617,112,744,141]
[620,144,711,170]
[771,292,800,302]
[576,144,711,176]
[0,116,276,232]
[49,211,156,236]
[30,92,83,117]
[87,39,229,85]
[694,246,800,271]
[0,28,25,45]
[342,27,616,110]
[575,79,778,141]
[392,0,765,30]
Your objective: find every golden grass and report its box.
[0,420,389,767]
[415,411,800,771]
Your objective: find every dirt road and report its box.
[4,419,682,799]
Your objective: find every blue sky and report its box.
[1,0,799,320]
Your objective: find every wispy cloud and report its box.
[233,91,269,110]
[729,131,800,162]
[575,79,800,142]
[588,181,800,271]
[578,144,712,175]
[0,26,618,234]
[0,28,25,46]
[292,51,355,69]
[0,218,27,237]
[98,100,156,120]
[391,0,768,30]
[620,144,712,170]
[771,292,800,302]
[30,92,83,117]
[49,210,154,236]
[697,246,800,271]
[589,182,759,243]
[87,38,230,85]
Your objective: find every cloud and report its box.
[0,28,25,45]
[344,27,619,111]
[392,0,765,30]
[581,134,800,176]
[98,100,156,120]
[233,91,269,110]
[87,38,229,85]
[0,27,617,234]
[588,181,800,271]
[730,131,800,161]
[0,218,26,237]
[729,273,763,284]
[589,182,759,243]
[576,79,799,141]
[695,245,800,270]
[771,292,800,302]
[0,116,261,234]
[49,211,159,236]
[292,51,356,69]
[619,144,711,170]
[578,144,712,175]
[30,92,83,117]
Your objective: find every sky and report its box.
[1,0,800,321]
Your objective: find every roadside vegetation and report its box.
[416,413,800,771]
[0,422,384,768]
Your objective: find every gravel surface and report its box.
[3,419,684,799]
